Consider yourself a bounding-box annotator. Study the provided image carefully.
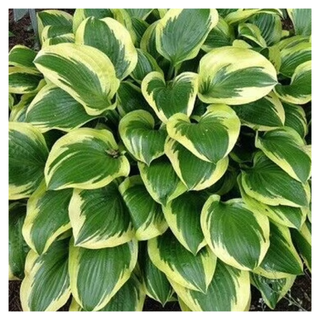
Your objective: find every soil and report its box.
[8,9,311,312]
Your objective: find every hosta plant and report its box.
[9,8,311,311]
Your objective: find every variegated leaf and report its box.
[201,195,270,271]
[274,61,311,105]
[166,104,240,163]
[231,93,285,131]
[202,17,234,51]
[256,127,311,183]
[240,152,310,207]
[75,16,137,80]
[119,110,167,165]
[198,46,277,105]
[162,191,208,254]
[253,222,303,278]
[20,238,70,311]
[125,9,153,20]
[165,138,229,190]
[26,84,96,132]
[279,42,311,78]
[291,221,311,271]
[34,43,120,116]
[170,260,251,311]
[148,231,216,293]
[9,67,42,94]
[155,9,218,66]
[283,102,308,138]
[239,182,307,230]
[131,48,163,83]
[116,81,152,116]
[225,9,282,25]
[138,156,187,205]
[37,9,73,42]
[139,242,174,305]
[238,23,267,47]
[141,71,198,123]
[42,33,75,47]
[23,181,72,255]
[69,238,138,311]
[9,93,35,122]
[9,202,29,280]
[119,176,168,241]
[287,9,311,36]
[9,122,49,200]
[69,274,145,311]
[68,181,134,249]
[41,25,72,44]
[9,45,37,68]
[251,273,296,309]
[44,128,130,190]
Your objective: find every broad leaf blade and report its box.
[69,182,134,248]
[69,238,138,311]
[9,122,49,199]
[44,128,130,190]
[20,239,70,311]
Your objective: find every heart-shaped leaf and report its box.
[155,9,218,66]
[119,110,167,165]
[167,104,241,163]
[141,71,198,123]
[75,16,138,80]
[165,138,229,190]
[138,156,187,206]
[45,128,130,190]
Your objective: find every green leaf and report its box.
[20,238,70,311]
[274,61,311,105]
[141,71,198,123]
[250,13,282,46]
[165,138,229,191]
[148,231,216,293]
[225,9,282,25]
[41,25,73,44]
[26,84,96,133]
[201,195,270,270]
[125,9,153,20]
[162,191,208,254]
[9,122,49,199]
[198,46,277,105]
[238,22,267,47]
[75,17,137,80]
[256,127,311,183]
[279,42,311,78]
[23,181,72,254]
[251,273,296,309]
[170,260,251,311]
[116,81,152,116]
[202,17,234,51]
[9,45,37,68]
[9,67,42,94]
[68,182,134,249]
[37,10,73,42]
[231,93,285,131]
[69,238,138,311]
[138,156,187,205]
[34,43,120,116]
[139,243,174,305]
[45,128,130,190]
[167,104,240,163]
[140,21,160,59]
[240,152,310,207]
[9,202,29,280]
[9,93,35,123]
[254,222,303,278]
[131,48,163,83]
[69,274,146,311]
[291,221,311,271]
[287,9,311,36]
[239,182,308,230]
[119,110,167,165]
[42,33,75,47]
[155,9,218,66]
[119,176,168,241]
[283,102,308,138]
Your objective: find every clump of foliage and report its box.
[9,8,311,311]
